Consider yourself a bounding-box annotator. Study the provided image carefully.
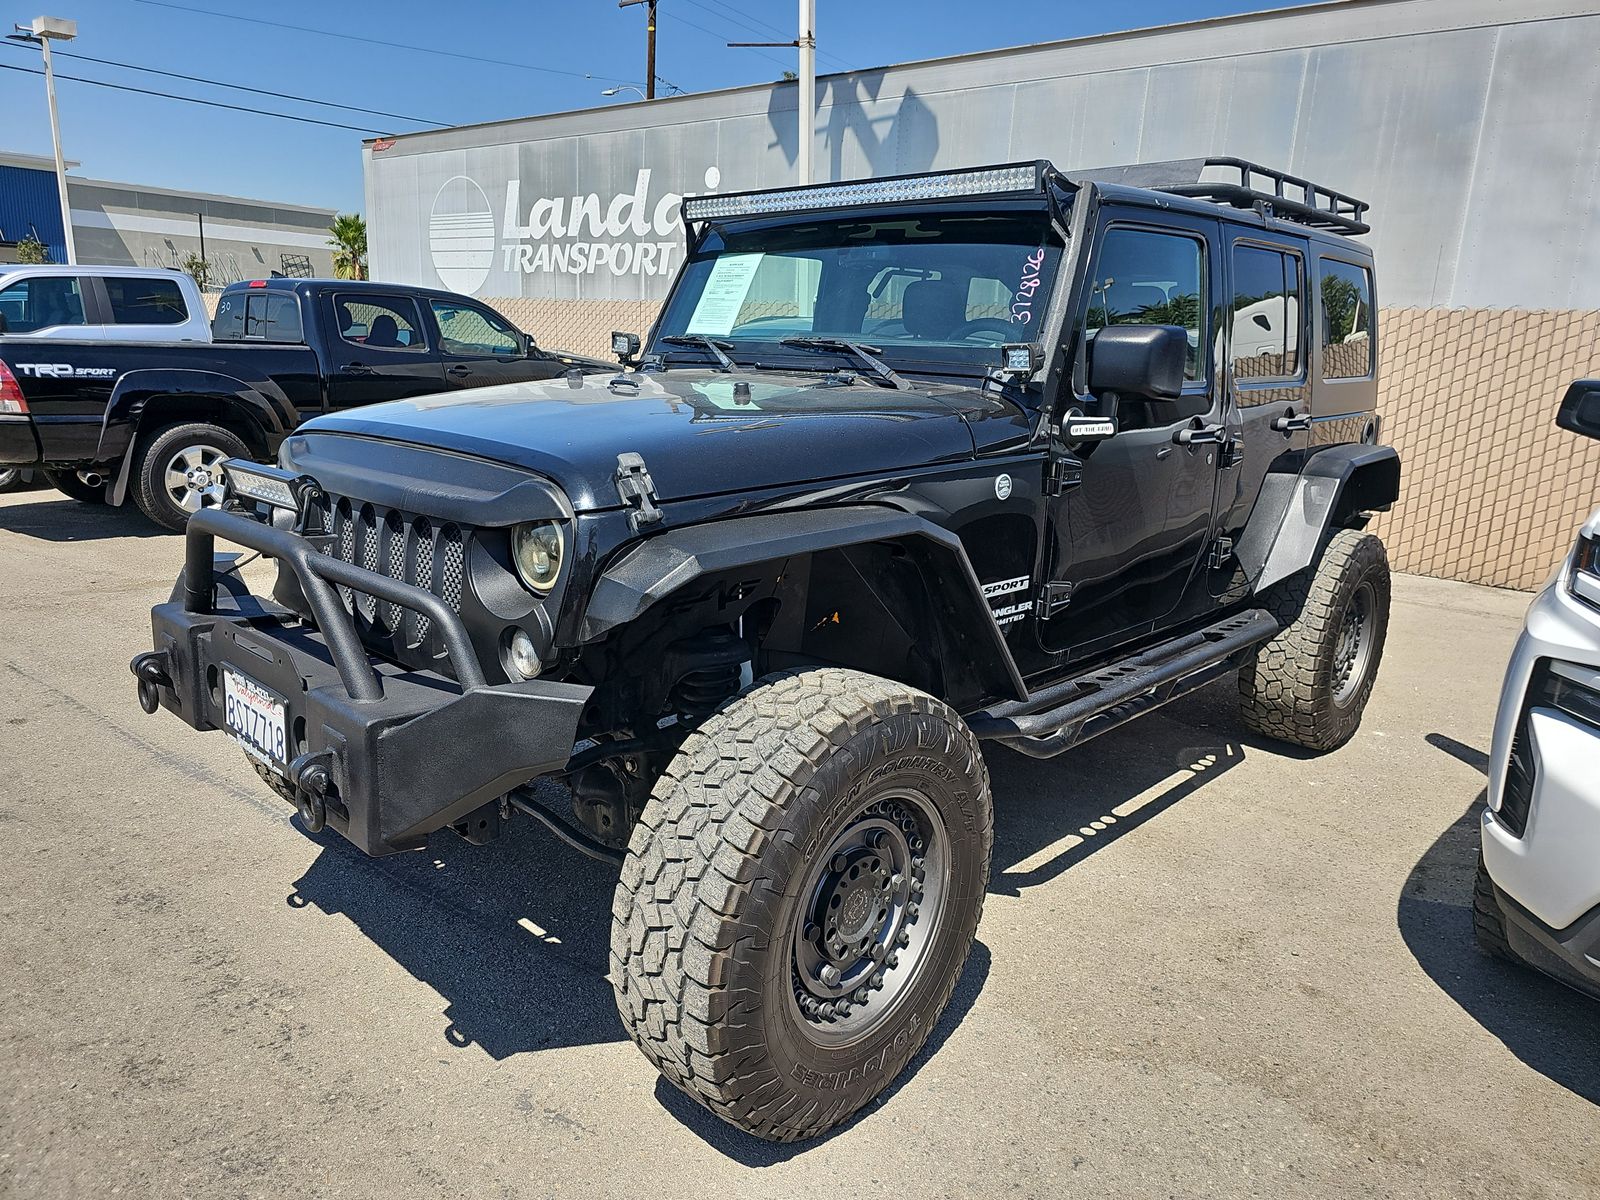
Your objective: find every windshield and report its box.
[655,210,1064,372]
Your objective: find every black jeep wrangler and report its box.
[131,158,1399,1142]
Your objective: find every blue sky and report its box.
[2,0,1287,213]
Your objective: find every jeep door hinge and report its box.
[1208,536,1235,570]
[614,452,663,531]
[1043,455,1083,496]
[1036,581,1075,618]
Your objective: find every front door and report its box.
[324,291,445,411]
[1040,214,1225,659]
[426,298,566,389]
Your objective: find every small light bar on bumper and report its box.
[223,459,304,511]
[1569,533,1600,612]
[682,162,1046,222]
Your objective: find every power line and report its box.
[670,8,791,70]
[679,0,855,71]
[0,60,394,134]
[0,41,452,127]
[132,0,643,87]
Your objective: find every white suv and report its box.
[1478,380,1600,999]
[0,265,210,342]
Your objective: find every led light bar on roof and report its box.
[683,163,1044,222]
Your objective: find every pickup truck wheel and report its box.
[0,467,23,494]
[1238,528,1390,751]
[132,422,249,531]
[611,667,992,1143]
[42,468,107,504]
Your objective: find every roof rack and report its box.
[1073,157,1370,236]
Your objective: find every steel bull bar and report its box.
[130,507,591,855]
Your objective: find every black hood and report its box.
[302,370,991,511]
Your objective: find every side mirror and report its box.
[1087,324,1187,400]
[1557,379,1600,441]
[522,334,538,357]
[611,330,641,366]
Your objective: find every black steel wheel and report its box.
[612,666,992,1143]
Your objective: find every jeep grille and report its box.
[311,494,467,653]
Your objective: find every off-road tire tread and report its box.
[251,759,298,806]
[610,666,991,1143]
[1473,853,1515,961]
[1239,528,1389,751]
[132,421,249,531]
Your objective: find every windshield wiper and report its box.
[778,337,911,390]
[658,334,735,371]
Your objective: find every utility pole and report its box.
[797,0,814,184]
[729,1,816,184]
[10,16,78,264]
[617,0,658,99]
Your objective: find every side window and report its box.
[105,276,188,326]
[1085,228,1207,383]
[1230,245,1304,390]
[429,300,521,356]
[243,293,303,342]
[0,276,87,333]
[1319,259,1374,380]
[212,292,244,339]
[335,294,426,352]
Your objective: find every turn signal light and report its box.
[0,360,28,415]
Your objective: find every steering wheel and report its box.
[948,317,1021,344]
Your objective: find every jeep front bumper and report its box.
[131,507,591,856]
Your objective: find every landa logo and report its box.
[428,167,721,293]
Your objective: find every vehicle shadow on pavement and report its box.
[0,495,165,542]
[285,779,629,1058]
[1399,736,1600,1106]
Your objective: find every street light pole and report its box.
[13,16,78,264]
[797,0,814,184]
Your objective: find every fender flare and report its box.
[94,368,296,464]
[1244,443,1401,592]
[580,504,1028,705]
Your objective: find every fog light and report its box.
[507,629,542,679]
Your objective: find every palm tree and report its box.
[328,213,368,280]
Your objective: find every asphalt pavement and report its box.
[1,488,1596,1199]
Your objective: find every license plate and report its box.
[222,668,288,772]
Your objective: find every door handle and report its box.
[342,362,375,375]
[1272,408,1313,433]
[446,364,471,376]
[1174,421,1228,446]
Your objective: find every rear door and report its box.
[425,298,562,388]
[1212,231,1313,599]
[1040,209,1227,658]
[95,274,202,342]
[323,291,445,410]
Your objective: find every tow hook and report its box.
[287,750,338,833]
[130,651,173,714]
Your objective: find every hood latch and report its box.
[615,452,663,532]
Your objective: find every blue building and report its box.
[0,150,71,264]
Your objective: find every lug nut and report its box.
[854,987,870,1003]
[871,970,885,987]
[897,930,911,948]
[804,923,820,943]
[832,853,850,873]
[887,952,900,968]
[820,964,841,987]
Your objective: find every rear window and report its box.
[0,275,87,333]
[105,276,188,326]
[334,294,426,351]
[212,291,304,343]
[1319,258,1374,380]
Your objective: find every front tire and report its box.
[1239,528,1390,751]
[131,421,249,531]
[0,467,23,494]
[611,667,992,1142]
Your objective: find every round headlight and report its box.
[512,521,564,594]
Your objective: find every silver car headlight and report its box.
[511,521,564,595]
[1569,534,1600,611]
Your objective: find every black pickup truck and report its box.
[0,277,611,529]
